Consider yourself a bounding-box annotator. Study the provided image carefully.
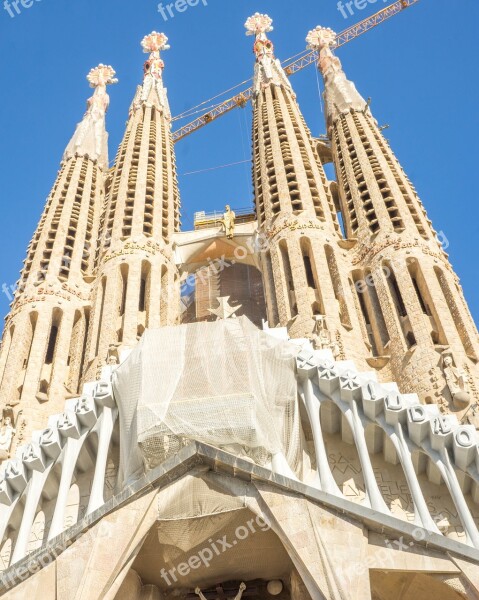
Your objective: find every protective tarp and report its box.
[113,316,304,486]
[133,471,295,593]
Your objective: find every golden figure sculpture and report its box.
[222,205,236,239]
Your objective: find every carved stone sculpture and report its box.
[208,296,241,320]
[195,582,246,600]
[443,354,471,409]
[222,205,236,239]
[0,412,16,461]
[311,315,340,359]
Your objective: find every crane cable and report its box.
[181,159,251,177]
[172,48,312,123]
[172,76,253,122]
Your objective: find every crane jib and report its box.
[172,0,421,143]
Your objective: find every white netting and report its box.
[113,317,305,486]
[132,471,295,592]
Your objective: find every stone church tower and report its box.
[306,26,479,410]
[82,32,181,383]
[246,15,368,368]
[0,65,117,437]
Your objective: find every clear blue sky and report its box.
[0,0,478,323]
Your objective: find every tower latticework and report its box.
[0,65,117,442]
[83,32,181,382]
[307,26,479,409]
[247,14,367,365]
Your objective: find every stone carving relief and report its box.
[351,236,453,270]
[310,316,340,359]
[266,218,324,241]
[222,205,236,239]
[0,407,16,461]
[324,430,479,542]
[195,582,246,600]
[442,354,471,409]
[103,240,168,264]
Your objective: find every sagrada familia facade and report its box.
[0,12,478,600]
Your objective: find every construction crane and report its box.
[172,0,420,143]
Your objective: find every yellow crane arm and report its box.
[172,0,420,143]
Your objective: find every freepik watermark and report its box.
[3,0,41,18]
[159,514,271,586]
[1,528,96,591]
[177,233,266,302]
[339,513,449,591]
[1,239,97,302]
[158,0,207,22]
[337,0,392,19]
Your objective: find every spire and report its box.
[63,64,117,169]
[306,26,366,126]
[131,31,171,116]
[245,13,292,95]
[83,31,181,380]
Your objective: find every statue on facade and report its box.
[222,205,236,239]
[0,407,17,460]
[311,315,340,359]
[195,582,246,600]
[442,354,471,409]
[106,345,120,367]
[108,354,119,367]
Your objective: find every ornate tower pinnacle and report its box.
[245,14,292,95]
[132,32,171,115]
[245,12,273,36]
[83,33,180,382]
[306,26,366,127]
[64,64,117,169]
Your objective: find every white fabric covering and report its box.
[113,317,305,486]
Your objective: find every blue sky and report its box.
[0,0,478,324]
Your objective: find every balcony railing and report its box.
[193,207,256,231]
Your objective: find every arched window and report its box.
[407,260,447,346]
[435,267,476,359]
[325,245,351,329]
[383,262,416,348]
[279,240,296,317]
